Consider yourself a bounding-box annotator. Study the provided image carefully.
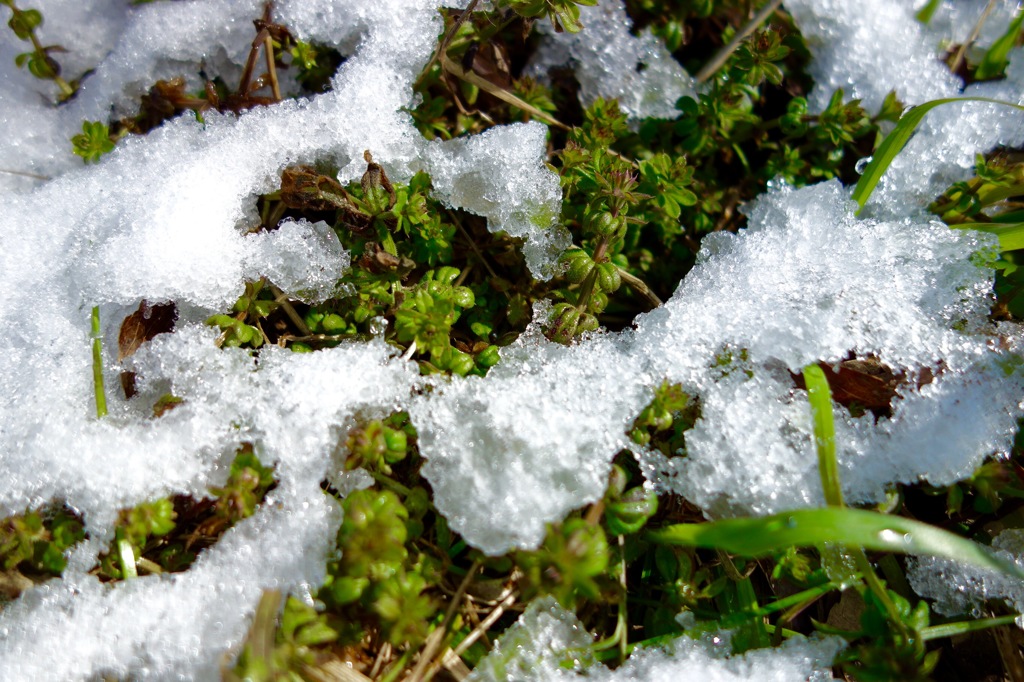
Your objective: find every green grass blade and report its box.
[952,222,1024,252]
[648,507,1024,580]
[915,0,942,24]
[921,614,1020,641]
[116,534,137,579]
[975,10,1024,81]
[802,364,843,507]
[851,97,1024,214]
[91,305,108,419]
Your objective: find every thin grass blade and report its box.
[803,364,843,507]
[648,507,1024,580]
[852,97,1024,214]
[915,0,942,23]
[91,305,107,419]
[922,614,1020,641]
[975,9,1024,80]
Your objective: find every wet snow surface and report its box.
[1,0,1024,678]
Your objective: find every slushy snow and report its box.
[466,597,845,682]
[908,529,1024,628]
[1,0,1024,678]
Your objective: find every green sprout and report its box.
[2,0,75,99]
[72,121,115,164]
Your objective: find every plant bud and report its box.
[595,262,621,293]
[452,286,475,309]
[606,487,658,535]
[583,210,620,239]
[565,250,594,284]
[360,150,396,215]
[577,312,599,333]
[476,344,501,368]
[588,291,608,314]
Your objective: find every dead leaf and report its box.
[118,301,177,399]
[464,41,512,89]
[792,355,937,419]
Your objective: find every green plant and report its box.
[500,0,598,33]
[0,505,85,579]
[1,0,74,99]
[227,590,339,682]
[71,121,115,163]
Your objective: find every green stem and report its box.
[853,547,910,638]
[802,363,909,637]
[91,306,107,419]
[5,2,74,98]
[115,529,138,580]
[802,364,842,506]
[369,470,412,497]
[922,614,1021,641]
[573,238,609,314]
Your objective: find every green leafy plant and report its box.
[1,0,74,99]
[71,121,115,163]
[500,0,598,33]
[227,590,339,682]
[0,505,85,580]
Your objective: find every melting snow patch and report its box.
[410,326,651,555]
[526,0,695,121]
[466,596,845,681]
[627,180,1024,517]
[784,0,1024,216]
[908,529,1024,627]
[2,0,1024,677]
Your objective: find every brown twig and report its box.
[617,266,663,309]
[949,0,999,76]
[408,560,482,682]
[418,0,482,88]
[448,592,517,663]
[263,32,281,101]
[268,283,312,336]
[440,53,570,130]
[0,168,50,181]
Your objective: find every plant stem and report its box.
[616,266,662,308]
[922,614,1021,641]
[91,306,108,419]
[949,0,999,76]
[695,0,785,83]
[115,529,137,579]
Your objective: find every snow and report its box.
[466,597,845,682]
[908,529,1024,627]
[628,181,1024,517]
[411,322,651,555]
[526,0,695,121]
[784,0,1024,216]
[1,0,1024,677]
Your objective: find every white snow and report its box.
[410,323,651,555]
[783,0,1024,216]
[1,0,1024,677]
[908,529,1024,627]
[466,596,845,682]
[526,0,695,121]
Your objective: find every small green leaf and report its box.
[975,9,1024,81]
[71,120,115,164]
[8,8,42,40]
[915,0,942,24]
